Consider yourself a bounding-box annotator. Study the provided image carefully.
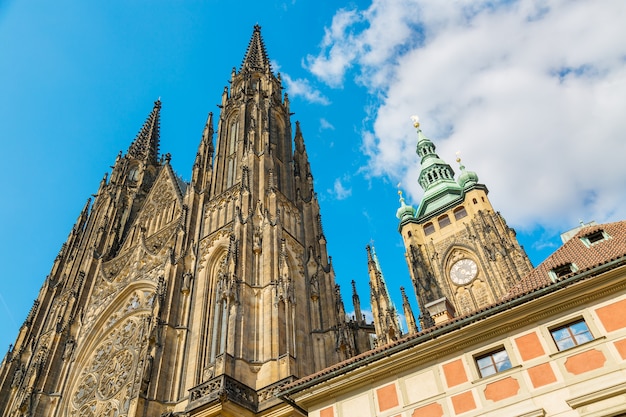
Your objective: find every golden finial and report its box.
[456,151,462,164]
[397,182,405,201]
[410,115,420,128]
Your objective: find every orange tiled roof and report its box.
[508,220,626,297]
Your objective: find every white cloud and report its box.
[320,118,335,131]
[308,0,626,233]
[280,72,330,105]
[330,177,352,200]
[346,308,374,324]
[306,9,363,87]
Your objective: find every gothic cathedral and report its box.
[0,27,372,417]
[0,27,534,417]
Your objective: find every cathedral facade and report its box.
[0,27,374,417]
[3,26,621,417]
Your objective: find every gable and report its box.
[120,165,186,252]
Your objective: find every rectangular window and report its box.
[550,263,577,279]
[550,319,593,351]
[586,230,605,244]
[475,348,512,378]
[580,230,609,247]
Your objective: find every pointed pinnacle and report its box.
[366,245,375,263]
[351,280,358,296]
[400,287,410,303]
[127,99,161,164]
[241,24,271,73]
[203,112,215,152]
[294,121,306,153]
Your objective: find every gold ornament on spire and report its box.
[410,115,420,128]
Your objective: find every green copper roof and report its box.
[414,123,463,218]
[396,190,416,221]
[396,118,487,227]
[457,157,479,189]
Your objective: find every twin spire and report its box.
[126,26,271,166]
[125,24,273,165]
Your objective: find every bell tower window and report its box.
[226,120,239,188]
[438,214,451,228]
[128,167,139,182]
[454,206,467,220]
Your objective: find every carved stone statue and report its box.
[62,337,75,360]
[11,363,25,388]
[141,355,154,393]
[182,272,192,293]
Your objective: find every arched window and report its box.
[454,206,468,220]
[424,222,435,236]
[438,214,451,228]
[205,254,229,365]
[128,165,139,182]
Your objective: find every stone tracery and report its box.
[67,290,154,417]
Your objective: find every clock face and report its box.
[450,258,478,285]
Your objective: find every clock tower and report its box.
[397,118,533,329]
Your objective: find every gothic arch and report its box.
[441,245,477,272]
[277,248,298,357]
[194,240,231,382]
[60,283,157,417]
[216,111,240,191]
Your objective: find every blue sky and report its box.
[1,0,625,353]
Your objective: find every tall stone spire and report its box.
[127,99,161,164]
[241,24,271,73]
[181,24,371,414]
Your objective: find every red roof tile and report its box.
[508,220,626,297]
